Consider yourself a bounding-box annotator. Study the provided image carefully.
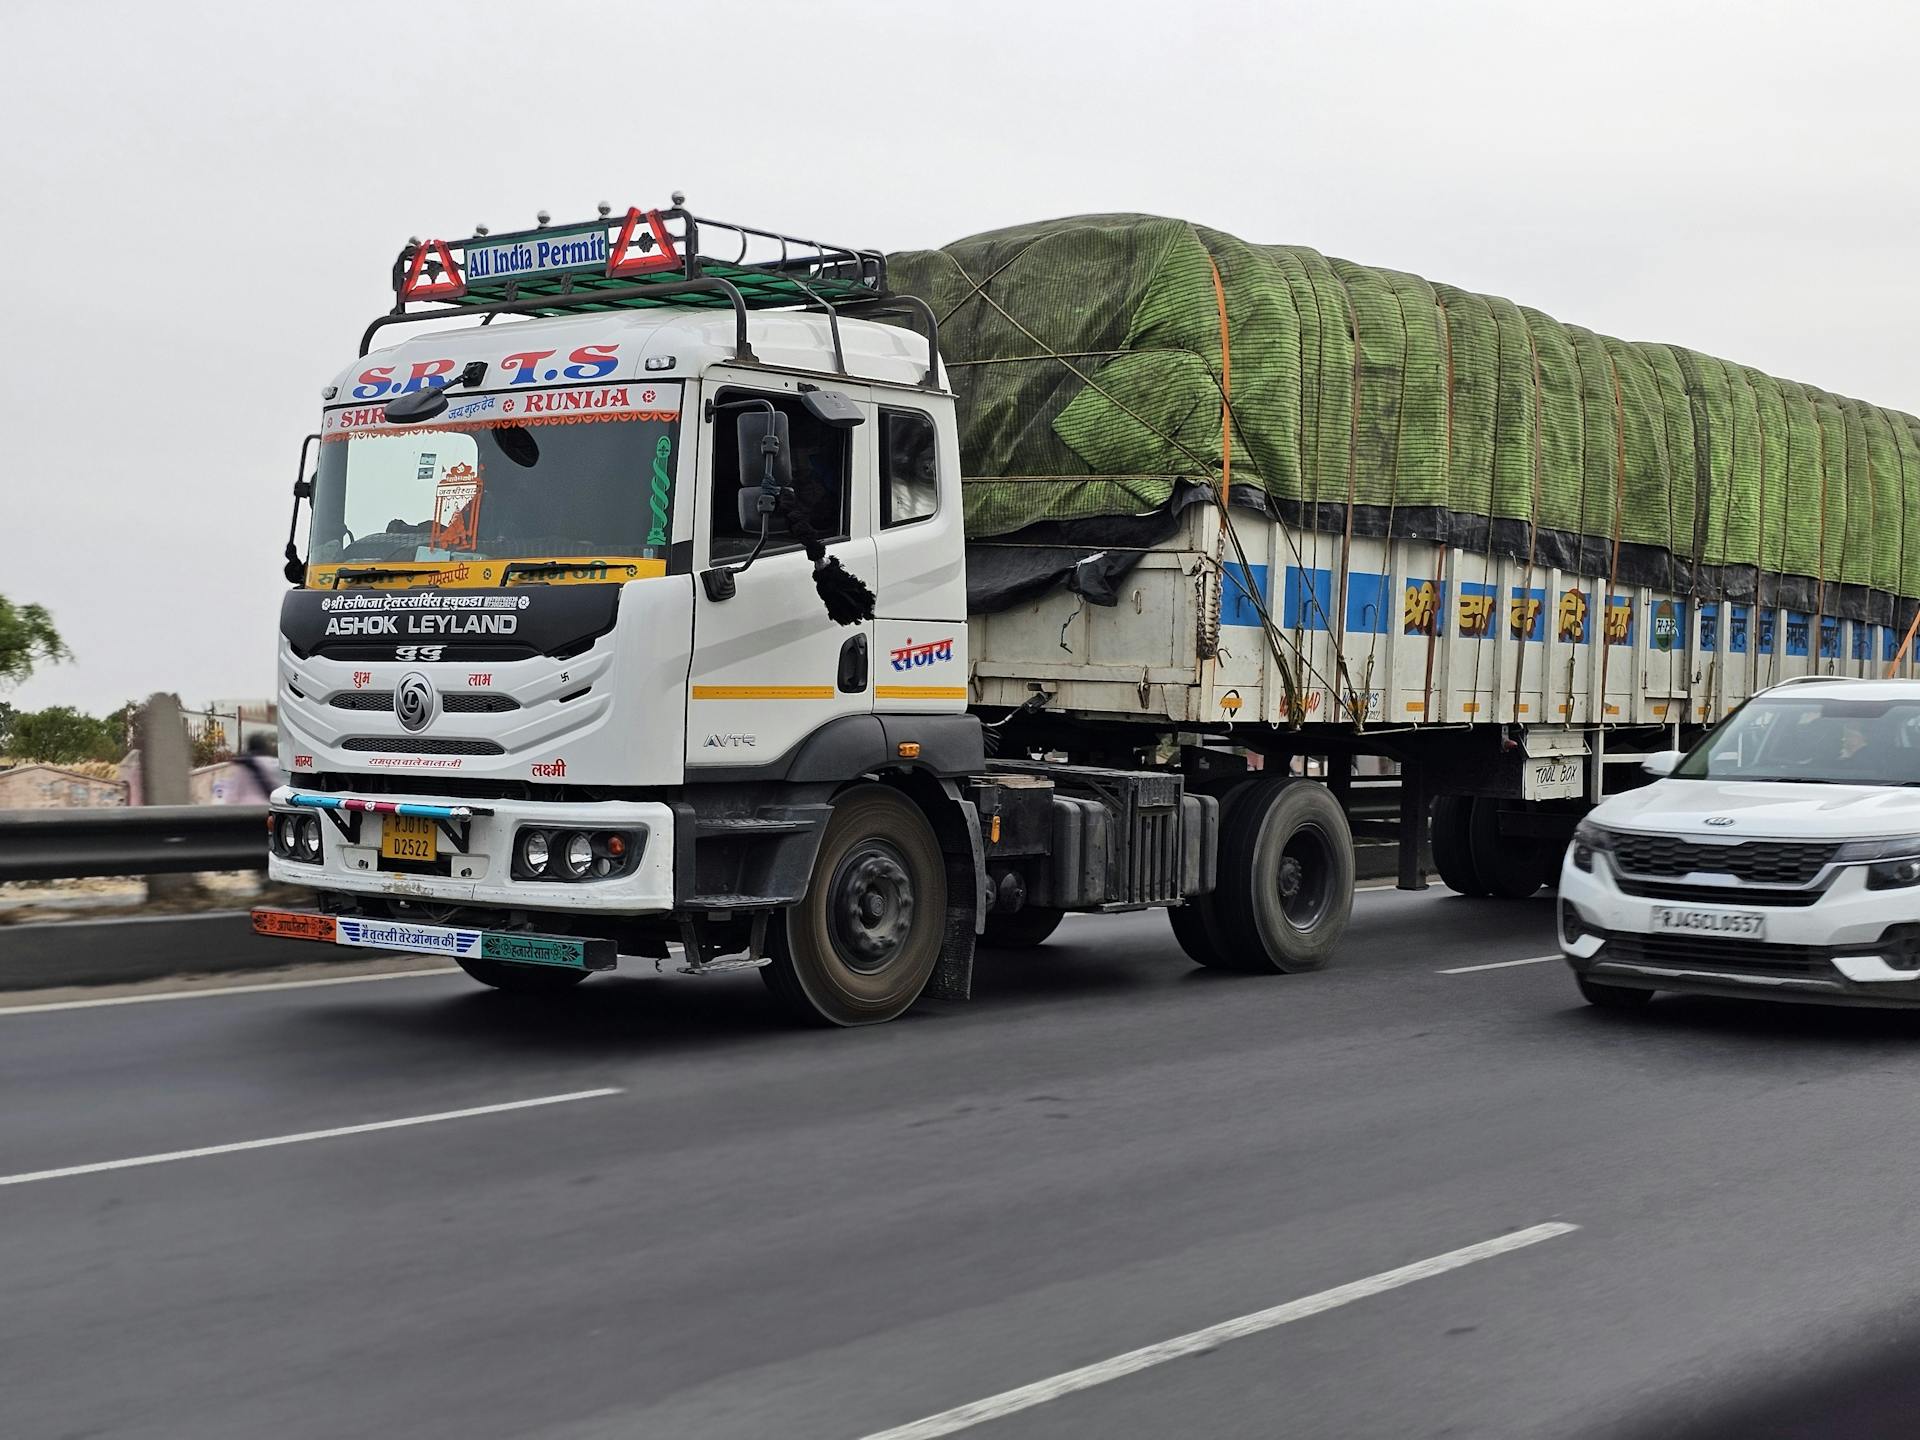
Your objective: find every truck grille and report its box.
[1609,833,1837,886]
[331,692,519,714]
[341,737,505,755]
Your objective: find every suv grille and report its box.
[1609,833,1837,886]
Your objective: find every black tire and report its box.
[1576,975,1655,1009]
[456,957,591,994]
[761,784,946,1026]
[1170,780,1251,970]
[1468,797,1552,900]
[1210,777,1356,973]
[1431,794,1489,897]
[982,906,1065,949]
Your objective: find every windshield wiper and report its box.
[330,565,428,588]
[499,560,617,586]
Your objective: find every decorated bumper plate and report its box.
[251,910,614,969]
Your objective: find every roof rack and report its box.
[360,204,942,386]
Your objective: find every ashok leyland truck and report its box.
[253,203,1920,1023]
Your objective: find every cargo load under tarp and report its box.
[890,215,1920,626]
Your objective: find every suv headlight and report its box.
[1570,819,1613,872]
[1839,835,1920,889]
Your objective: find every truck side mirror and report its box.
[736,410,794,492]
[282,435,320,586]
[737,487,790,535]
[799,388,865,429]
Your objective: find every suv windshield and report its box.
[1674,694,1920,786]
[309,382,680,584]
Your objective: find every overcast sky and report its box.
[2,0,1915,713]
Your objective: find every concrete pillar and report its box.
[137,694,202,903]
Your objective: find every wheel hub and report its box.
[829,844,916,973]
[1276,824,1333,931]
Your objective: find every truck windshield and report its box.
[1673,695,1920,786]
[309,389,680,584]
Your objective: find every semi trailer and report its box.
[251,202,1920,1023]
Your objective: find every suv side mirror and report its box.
[1641,749,1685,778]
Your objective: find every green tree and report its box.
[190,714,234,768]
[0,597,69,688]
[4,706,120,764]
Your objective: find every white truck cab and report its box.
[255,204,1226,1024]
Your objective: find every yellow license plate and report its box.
[380,813,439,863]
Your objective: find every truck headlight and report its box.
[563,832,594,878]
[517,830,551,876]
[298,815,322,859]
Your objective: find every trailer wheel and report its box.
[982,906,1065,949]
[761,784,946,1026]
[1211,777,1355,973]
[456,957,591,994]
[1468,797,1552,899]
[1169,780,1250,970]
[1430,795,1489,897]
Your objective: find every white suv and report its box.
[1560,678,1920,1009]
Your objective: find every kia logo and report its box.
[1703,816,1736,827]
[395,672,436,733]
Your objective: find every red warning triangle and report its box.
[607,208,681,277]
[399,239,465,301]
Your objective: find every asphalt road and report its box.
[6,887,1920,1439]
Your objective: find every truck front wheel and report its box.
[1208,777,1355,973]
[761,784,947,1026]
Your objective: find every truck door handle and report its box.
[838,634,869,693]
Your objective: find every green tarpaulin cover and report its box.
[888,214,1920,624]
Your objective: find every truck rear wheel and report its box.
[761,784,946,1026]
[982,906,1064,949]
[456,957,591,994]
[1469,797,1552,899]
[1430,794,1489,897]
[1169,780,1249,970]
[1206,777,1355,973]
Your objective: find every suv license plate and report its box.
[1651,906,1765,939]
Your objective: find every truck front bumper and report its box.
[265,786,675,914]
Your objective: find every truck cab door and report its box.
[686,376,877,772]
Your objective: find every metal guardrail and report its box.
[0,783,1406,885]
[0,806,268,882]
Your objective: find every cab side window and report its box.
[879,409,938,528]
[709,390,851,560]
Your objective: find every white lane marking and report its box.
[0,1088,621,1188]
[1437,954,1563,975]
[0,966,463,1015]
[856,1222,1579,1440]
